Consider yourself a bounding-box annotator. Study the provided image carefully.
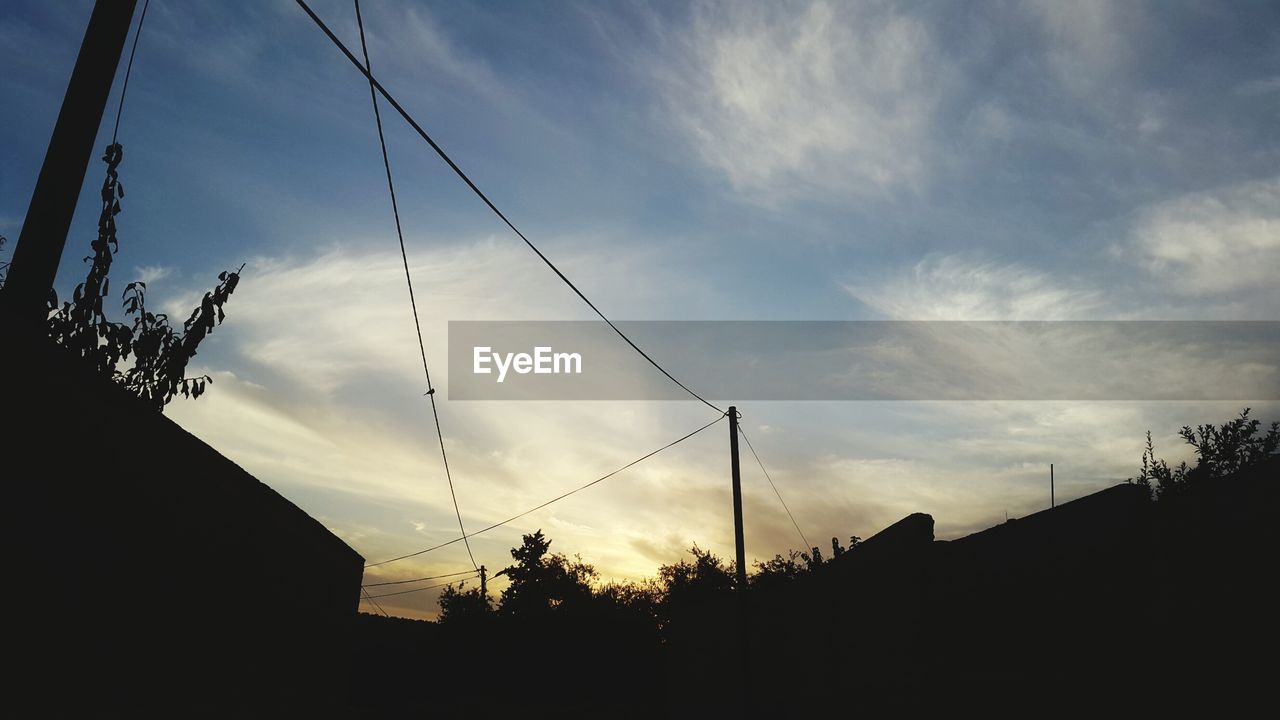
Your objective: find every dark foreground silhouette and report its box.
[5,309,1276,716]
[350,430,1279,717]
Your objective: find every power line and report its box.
[295,0,723,414]
[364,569,478,588]
[738,425,812,552]
[366,411,728,568]
[110,0,151,145]
[353,0,477,573]
[361,586,390,617]
[364,575,480,600]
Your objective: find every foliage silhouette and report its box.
[749,537,858,590]
[436,581,491,624]
[831,534,861,558]
[42,143,243,411]
[751,550,806,590]
[0,234,9,289]
[658,544,737,599]
[1131,407,1279,500]
[592,578,662,627]
[494,529,597,617]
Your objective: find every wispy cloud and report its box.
[656,0,943,204]
[1126,176,1280,302]
[1030,0,1139,102]
[132,264,173,286]
[845,255,1105,320]
[366,4,507,107]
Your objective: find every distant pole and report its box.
[729,406,747,590]
[479,564,486,597]
[1051,463,1055,508]
[4,0,138,321]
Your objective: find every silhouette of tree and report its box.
[831,535,861,559]
[799,544,824,570]
[1131,408,1279,500]
[496,529,597,617]
[1180,408,1280,479]
[751,550,805,590]
[1132,430,1189,500]
[593,579,662,620]
[591,579,664,644]
[658,545,736,605]
[42,143,242,411]
[753,536,861,589]
[0,234,9,289]
[653,544,737,647]
[437,581,491,623]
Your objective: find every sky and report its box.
[2,0,1278,619]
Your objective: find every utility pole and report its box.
[728,405,750,710]
[479,565,486,597]
[4,0,138,322]
[728,406,747,590]
[1051,463,1055,509]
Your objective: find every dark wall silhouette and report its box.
[3,304,364,714]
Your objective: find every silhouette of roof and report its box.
[3,303,362,605]
[952,482,1149,551]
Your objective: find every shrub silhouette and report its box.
[41,143,243,411]
[0,235,9,289]
[1132,407,1279,500]
[436,581,491,624]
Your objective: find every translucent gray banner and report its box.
[446,321,1280,401]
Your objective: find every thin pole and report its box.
[479,565,486,597]
[728,405,750,708]
[5,0,138,321]
[1051,463,1055,508]
[729,406,747,590]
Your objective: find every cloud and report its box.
[368,4,507,106]
[1030,0,1137,101]
[848,177,1280,323]
[132,264,173,286]
[845,254,1105,320]
[657,0,943,204]
[1127,176,1280,300]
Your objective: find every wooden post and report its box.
[479,564,487,597]
[1051,463,1055,509]
[729,406,747,590]
[4,0,138,321]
